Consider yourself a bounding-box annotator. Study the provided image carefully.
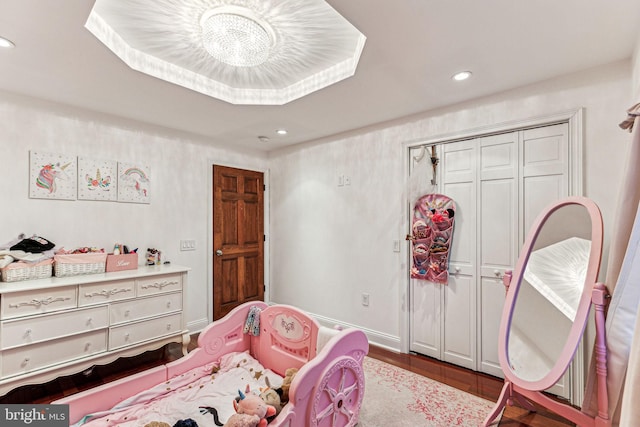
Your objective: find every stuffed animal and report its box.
[231,389,276,427]
[259,377,283,420]
[280,368,299,403]
[223,413,261,427]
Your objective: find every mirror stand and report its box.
[483,282,611,427]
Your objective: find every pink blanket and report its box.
[75,352,283,427]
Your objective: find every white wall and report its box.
[634,33,640,100]
[1,59,635,352]
[0,91,268,332]
[269,60,634,351]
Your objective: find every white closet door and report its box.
[409,147,441,358]
[521,123,571,399]
[410,279,441,358]
[441,140,477,369]
[478,132,518,377]
[521,124,569,234]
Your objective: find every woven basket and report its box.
[54,253,107,277]
[1,259,54,282]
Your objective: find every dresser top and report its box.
[0,264,190,294]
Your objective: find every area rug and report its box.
[358,357,495,426]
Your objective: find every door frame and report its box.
[401,108,584,402]
[207,160,270,324]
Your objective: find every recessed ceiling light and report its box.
[276,129,288,135]
[452,71,472,81]
[0,36,15,49]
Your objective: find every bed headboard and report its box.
[253,304,320,376]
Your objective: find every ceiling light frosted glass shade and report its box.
[200,7,274,67]
[86,0,366,105]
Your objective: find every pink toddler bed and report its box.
[54,302,369,427]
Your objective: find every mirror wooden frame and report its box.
[483,196,611,427]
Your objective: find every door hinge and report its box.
[263,184,266,191]
[263,235,266,242]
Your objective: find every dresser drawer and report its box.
[109,313,182,350]
[1,286,77,320]
[136,274,182,296]
[2,330,107,378]
[110,292,182,325]
[1,305,108,350]
[78,279,135,306]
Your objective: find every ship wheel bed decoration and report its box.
[312,357,365,427]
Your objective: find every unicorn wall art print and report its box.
[29,151,77,200]
[117,162,151,203]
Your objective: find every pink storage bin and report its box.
[105,253,138,272]
[54,252,107,277]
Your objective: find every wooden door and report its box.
[213,165,264,320]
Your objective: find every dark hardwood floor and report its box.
[0,336,574,426]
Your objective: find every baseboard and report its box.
[187,317,210,334]
[309,311,402,352]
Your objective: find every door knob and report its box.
[215,249,223,257]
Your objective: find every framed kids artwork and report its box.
[77,157,117,201]
[117,162,151,204]
[29,151,77,200]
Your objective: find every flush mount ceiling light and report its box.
[452,71,472,81]
[0,36,15,48]
[85,0,366,105]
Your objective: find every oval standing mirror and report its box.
[507,202,595,386]
[484,196,609,427]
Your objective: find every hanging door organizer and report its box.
[410,194,455,283]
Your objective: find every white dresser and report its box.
[0,264,189,395]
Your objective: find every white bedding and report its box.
[75,352,283,427]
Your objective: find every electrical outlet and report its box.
[180,239,196,251]
[344,175,351,186]
[337,174,344,186]
[361,293,370,307]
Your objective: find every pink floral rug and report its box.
[358,357,495,426]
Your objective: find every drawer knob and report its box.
[22,357,30,365]
[85,343,92,351]
[125,333,130,341]
[125,310,130,317]
[24,329,32,336]
[166,323,172,330]
[166,302,171,308]
[87,317,93,325]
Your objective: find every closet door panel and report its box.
[443,139,477,275]
[443,273,475,369]
[479,132,518,181]
[523,174,567,236]
[479,277,505,377]
[441,139,477,369]
[443,181,475,275]
[409,280,441,358]
[478,132,517,376]
[443,139,476,183]
[479,178,517,276]
[522,124,568,177]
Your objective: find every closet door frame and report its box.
[402,108,584,403]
